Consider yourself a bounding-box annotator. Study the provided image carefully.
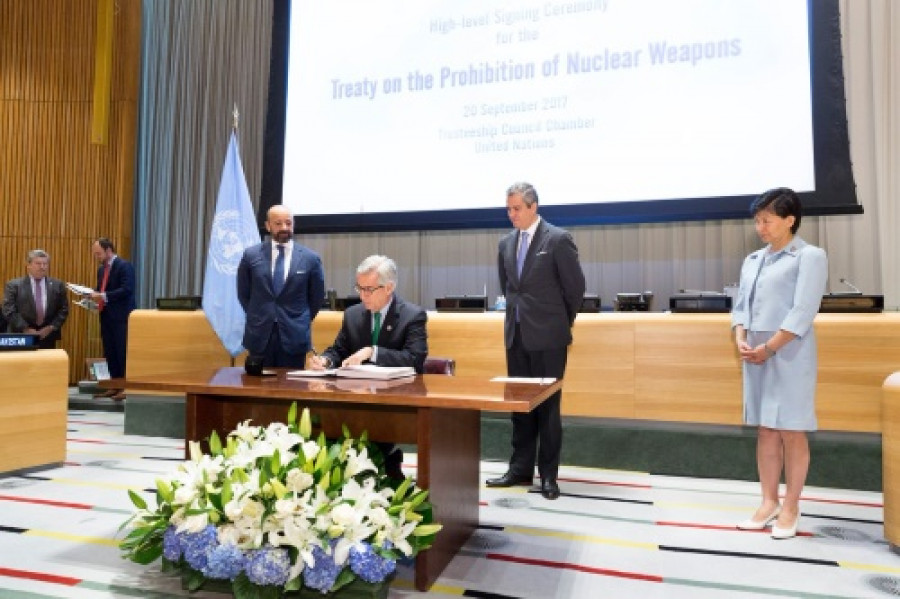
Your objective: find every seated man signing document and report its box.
[308,254,428,478]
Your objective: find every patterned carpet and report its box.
[0,411,898,598]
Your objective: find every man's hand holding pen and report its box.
[308,348,331,370]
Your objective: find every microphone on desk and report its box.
[839,278,863,295]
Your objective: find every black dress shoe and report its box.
[486,472,533,487]
[540,478,560,500]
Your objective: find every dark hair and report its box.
[750,187,802,234]
[95,237,116,252]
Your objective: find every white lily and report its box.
[343,446,376,479]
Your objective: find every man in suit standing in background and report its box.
[487,182,586,500]
[308,254,428,478]
[90,237,136,401]
[2,249,69,349]
[237,205,325,368]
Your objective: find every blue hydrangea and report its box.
[182,525,218,572]
[202,543,246,580]
[162,526,186,561]
[348,542,396,583]
[245,546,291,587]
[303,543,343,593]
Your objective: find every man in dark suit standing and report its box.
[308,254,428,478]
[237,205,325,368]
[2,249,70,349]
[487,182,586,500]
[90,237,136,401]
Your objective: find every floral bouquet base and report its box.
[120,404,439,599]
[180,570,394,599]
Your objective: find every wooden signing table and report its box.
[108,367,560,592]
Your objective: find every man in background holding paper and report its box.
[2,249,69,349]
[308,254,428,478]
[90,237,135,401]
[487,182,586,500]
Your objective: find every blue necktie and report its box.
[516,231,529,277]
[273,244,285,296]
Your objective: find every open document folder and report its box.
[287,364,416,380]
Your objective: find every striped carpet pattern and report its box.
[0,411,898,598]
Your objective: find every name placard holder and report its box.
[0,333,40,351]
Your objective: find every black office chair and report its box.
[423,357,456,376]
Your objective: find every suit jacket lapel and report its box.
[506,232,521,283]
[22,279,37,320]
[383,297,400,339]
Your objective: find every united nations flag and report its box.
[203,131,260,357]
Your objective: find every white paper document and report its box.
[66,282,94,296]
[287,364,416,380]
[490,376,557,385]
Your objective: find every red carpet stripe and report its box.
[0,567,81,586]
[485,552,664,582]
[800,495,882,508]
[0,494,93,510]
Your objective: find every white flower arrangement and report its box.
[120,403,441,597]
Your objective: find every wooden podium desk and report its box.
[126,310,900,432]
[107,368,560,592]
[0,349,68,474]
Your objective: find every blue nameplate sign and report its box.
[0,333,40,351]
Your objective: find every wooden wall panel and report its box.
[0,0,140,383]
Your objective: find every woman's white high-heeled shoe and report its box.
[736,505,782,530]
[771,513,800,539]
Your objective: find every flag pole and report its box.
[230,103,238,369]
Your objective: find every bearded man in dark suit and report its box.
[308,254,428,478]
[487,182,586,500]
[237,205,326,368]
[2,249,69,349]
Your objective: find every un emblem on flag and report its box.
[210,209,257,275]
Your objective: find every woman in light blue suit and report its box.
[731,188,827,539]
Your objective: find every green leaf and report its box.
[300,407,312,438]
[130,543,163,565]
[393,477,412,503]
[330,568,356,592]
[232,572,254,599]
[284,575,302,592]
[185,567,206,591]
[160,557,179,573]
[271,448,282,474]
[407,488,430,510]
[222,477,233,506]
[412,523,443,537]
[287,401,297,427]
[156,478,174,504]
[331,466,342,487]
[208,430,222,455]
[127,489,148,510]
